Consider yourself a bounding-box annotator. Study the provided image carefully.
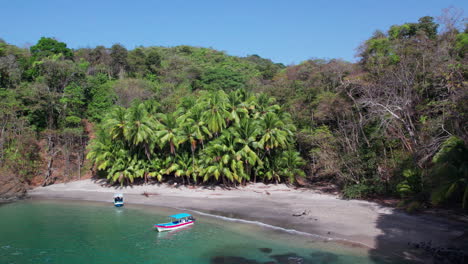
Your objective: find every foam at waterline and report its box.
[175,207,374,249]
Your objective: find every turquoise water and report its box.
[0,200,397,264]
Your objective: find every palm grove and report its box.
[0,12,467,209]
[88,90,304,185]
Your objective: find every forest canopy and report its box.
[0,10,467,209]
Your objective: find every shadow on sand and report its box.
[369,209,468,263]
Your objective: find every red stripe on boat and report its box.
[154,221,194,228]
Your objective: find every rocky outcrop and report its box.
[0,172,27,201]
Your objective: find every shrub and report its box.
[405,201,423,213]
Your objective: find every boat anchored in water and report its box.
[154,213,195,232]
[113,193,124,207]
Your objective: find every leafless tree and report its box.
[437,7,465,34]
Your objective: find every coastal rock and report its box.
[408,241,468,264]
[292,210,309,216]
[259,248,273,253]
[0,171,27,201]
[270,253,305,264]
[211,256,260,264]
[310,252,338,263]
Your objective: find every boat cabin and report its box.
[169,213,194,224]
[113,193,124,207]
[154,213,195,232]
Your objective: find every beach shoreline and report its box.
[28,179,467,261]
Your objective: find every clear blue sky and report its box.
[1,0,466,64]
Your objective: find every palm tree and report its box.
[104,106,127,142]
[231,119,263,182]
[178,124,200,163]
[86,127,115,171]
[253,93,280,118]
[278,149,306,183]
[175,95,197,116]
[200,133,247,185]
[142,100,160,115]
[226,90,249,125]
[179,105,212,147]
[86,89,304,187]
[166,153,198,184]
[105,149,135,185]
[155,112,182,155]
[430,136,468,209]
[256,157,280,183]
[200,90,230,135]
[124,103,157,160]
[147,156,173,182]
[277,109,297,139]
[258,112,288,152]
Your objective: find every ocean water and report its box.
[0,200,400,264]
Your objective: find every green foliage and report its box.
[0,41,28,88]
[364,37,400,66]
[85,75,115,121]
[405,201,423,213]
[430,136,468,209]
[60,83,85,127]
[388,17,437,40]
[343,183,370,199]
[30,37,73,60]
[244,54,284,79]
[454,33,468,58]
[396,168,421,197]
[145,49,161,74]
[110,44,128,78]
[200,67,247,91]
[417,16,438,39]
[1,23,467,213]
[87,90,304,185]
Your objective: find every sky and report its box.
[1,0,466,65]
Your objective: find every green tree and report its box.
[30,37,73,60]
[145,49,161,74]
[123,103,157,159]
[278,149,305,183]
[155,113,182,155]
[110,44,128,79]
[60,83,85,127]
[258,112,289,151]
[200,90,230,135]
[430,136,468,209]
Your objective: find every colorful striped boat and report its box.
[154,213,195,232]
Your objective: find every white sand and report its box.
[29,179,467,258]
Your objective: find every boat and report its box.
[157,224,194,239]
[154,213,195,232]
[113,193,124,207]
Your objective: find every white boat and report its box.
[154,213,195,232]
[113,193,124,207]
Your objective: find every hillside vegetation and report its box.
[0,14,467,209]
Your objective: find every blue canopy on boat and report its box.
[170,213,192,219]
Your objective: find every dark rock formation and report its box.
[310,252,339,263]
[211,256,261,264]
[408,241,468,264]
[270,253,305,264]
[259,248,273,253]
[0,172,27,201]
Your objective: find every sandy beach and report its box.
[29,179,467,261]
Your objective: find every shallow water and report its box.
[0,200,402,263]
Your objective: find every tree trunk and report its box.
[43,133,57,186]
[43,150,59,187]
[0,121,6,165]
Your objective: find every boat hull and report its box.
[155,221,194,232]
[114,202,124,207]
